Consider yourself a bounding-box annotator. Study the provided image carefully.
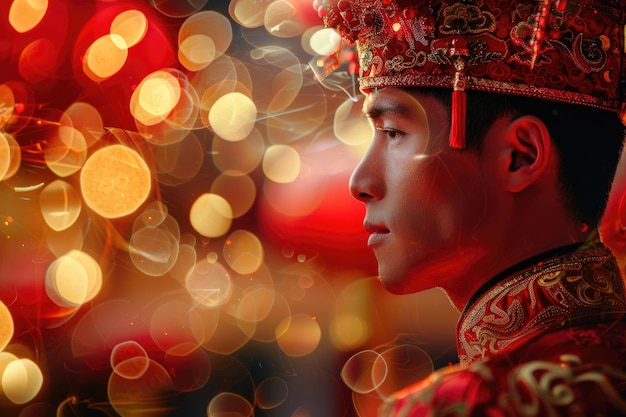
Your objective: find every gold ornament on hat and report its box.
[315,0,626,148]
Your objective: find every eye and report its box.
[377,127,404,141]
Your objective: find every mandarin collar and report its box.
[456,243,626,366]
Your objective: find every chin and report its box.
[377,262,447,296]
[377,270,429,295]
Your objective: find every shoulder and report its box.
[380,351,626,417]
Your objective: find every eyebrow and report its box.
[362,102,411,120]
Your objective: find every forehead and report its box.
[362,88,447,121]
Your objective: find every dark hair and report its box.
[414,88,626,227]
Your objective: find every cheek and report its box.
[402,158,486,233]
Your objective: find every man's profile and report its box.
[316,0,626,415]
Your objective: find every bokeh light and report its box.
[108,359,176,417]
[223,230,264,275]
[0,301,14,352]
[150,300,202,356]
[45,250,102,307]
[130,70,182,127]
[129,220,180,276]
[373,345,433,398]
[255,377,288,410]
[39,180,82,232]
[2,358,43,405]
[229,0,266,28]
[276,314,321,357]
[63,102,104,148]
[84,34,129,80]
[210,174,257,218]
[185,259,232,308]
[208,92,257,142]
[110,10,148,48]
[211,128,264,175]
[18,38,58,84]
[179,11,232,70]
[8,0,48,33]
[44,122,88,178]
[309,27,341,56]
[262,144,300,183]
[110,340,150,380]
[189,193,233,238]
[0,132,12,182]
[0,84,16,130]
[341,350,386,394]
[80,144,151,219]
[207,392,253,417]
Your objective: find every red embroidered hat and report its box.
[315,0,626,148]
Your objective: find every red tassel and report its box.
[450,89,467,149]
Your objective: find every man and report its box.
[316,0,626,415]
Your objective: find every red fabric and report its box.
[381,244,626,416]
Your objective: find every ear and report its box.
[503,115,552,193]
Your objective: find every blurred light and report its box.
[374,345,433,398]
[0,132,20,181]
[44,123,88,178]
[0,302,14,352]
[150,300,202,356]
[276,314,321,357]
[45,250,102,307]
[0,133,11,182]
[209,92,257,142]
[189,193,233,238]
[185,259,232,308]
[223,230,264,275]
[151,0,208,18]
[39,180,82,232]
[262,144,300,183]
[334,97,374,146]
[129,225,180,276]
[235,287,276,323]
[210,174,257,218]
[110,341,150,380]
[255,377,288,410]
[329,313,368,351]
[80,144,152,219]
[264,0,306,38]
[110,10,148,48]
[341,350,386,394]
[0,84,15,130]
[179,11,232,68]
[18,39,58,84]
[179,34,216,72]
[211,128,264,175]
[8,0,49,33]
[1,358,43,405]
[261,163,325,216]
[45,225,85,258]
[63,102,104,148]
[84,34,129,80]
[131,70,182,126]
[229,0,266,28]
[207,392,253,417]
[309,27,341,56]
[108,359,176,417]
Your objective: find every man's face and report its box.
[350,88,503,296]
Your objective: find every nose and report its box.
[349,149,384,203]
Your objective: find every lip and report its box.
[364,222,389,247]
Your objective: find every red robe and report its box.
[380,243,626,417]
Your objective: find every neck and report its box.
[443,227,598,311]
